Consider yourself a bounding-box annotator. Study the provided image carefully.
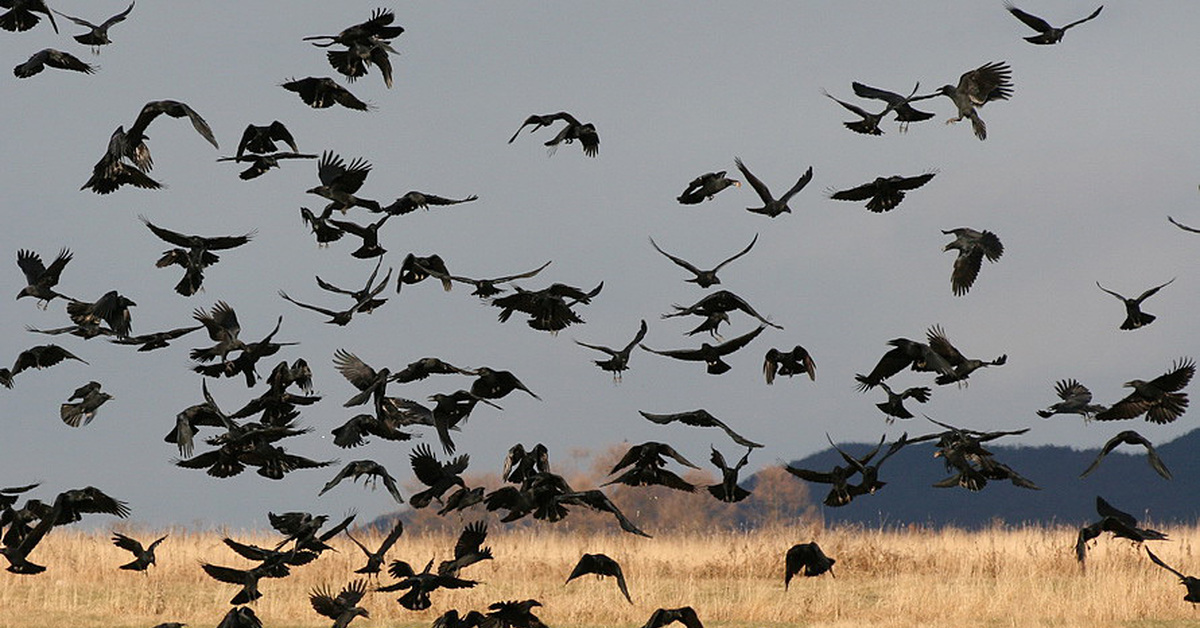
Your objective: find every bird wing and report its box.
[1004,4,1052,33]
[1095,496,1138,527]
[958,61,1013,105]
[895,172,936,191]
[333,349,379,391]
[99,3,135,29]
[1146,548,1188,581]
[715,325,766,356]
[279,290,341,318]
[1151,358,1196,393]
[319,463,356,496]
[409,444,446,486]
[950,249,985,296]
[648,237,702,276]
[16,249,47,285]
[1134,277,1176,303]
[1168,216,1200,233]
[778,166,814,203]
[734,157,774,204]
[1062,5,1104,30]
[139,215,195,248]
[111,532,143,554]
[784,465,834,483]
[1078,441,1115,478]
[712,234,759,273]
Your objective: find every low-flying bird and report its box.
[283,77,373,111]
[943,227,1003,296]
[379,191,478,216]
[1080,430,1171,480]
[1005,3,1103,45]
[640,607,703,628]
[311,258,390,314]
[13,48,96,78]
[279,274,386,326]
[828,172,936,213]
[677,170,740,204]
[216,607,262,628]
[785,542,835,588]
[1096,278,1175,330]
[871,381,931,421]
[1094,358,1195,424]
[378,558,477,611]
[1147,549,1200,604]
[112,531,166,571]
[1037,379,1106,420]
[606,441,699,493]
[763,345,815,384]
[920,61,1013,140]
[707,446,752,503]
[638,409,762,449]
[0,0,57,33]
[648,234,757,288]
[52,2,133,52]
[16,248,73,308]
[330,414,414,449]
[734,157,813,217]
[1076,496,1168,567]
[320,460,405,504]
[641,325,766,375]
[575,319,648,382]
[412,260,551,298]
[566,553,632,604]
[436,521,492,578]
[309,580,370,628]
[502,443,551,484]
[1,344,88,388]
[333,349,393,418]
[107,324,203,352]
[785,435,885,507]
[345,520,403,575]
[509,111,599,156]
[823,88,890,136]
[60,381,112,427]
[408,443,469,509]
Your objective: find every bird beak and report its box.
[732,180,742,187]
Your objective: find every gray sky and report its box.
[2,2,1199,528]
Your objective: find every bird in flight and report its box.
[1004,3,1103,45]
[1095,277,1175,330]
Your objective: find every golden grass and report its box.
[4,522,1200,628]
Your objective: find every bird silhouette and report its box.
[1096,277,1175,330]
[566,553,632,604]
[1005,3,1103,45]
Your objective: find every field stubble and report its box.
[3,522,1200,628]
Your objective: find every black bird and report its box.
[320,460,405,504]
[921,61,1013,140]
[851,81,936,132]
[436,521,492,577]
[823,88,890,136]
[53,2,133,52]
[575,319,648,382]
[1037,379,1106,419]
[303,8,406,49]
[392,357,472,384]
[108,324,202,352]
[1005,3,1103,45]
[925,324,1007,386]
[641,325,766,375]
[216,607,262,628]
[330,215,391,259]
[0,0,57,33]
[566,553,632,604]
[605,441,699,493]
[502,443,552,484]
[648,234,757,288]
[1096,278,1175,330]
[330,413,414,449]
[853,336,954,392]
[218,152,317,180]
[309,580,370,628]
[763,345,815,384]
[1095,358,1195,424]
[491,280,603,333]
[308,151,379,213]
[67,290,135,337]
[60,381,112,427]
[234,121,298,158]
[677,170,740,204]
[333,349,393,418]
[663,290,782,334]
[16,248,72,308]
[706,446,752,503]
[193,316,296,388]
[871,381,931,421]
[378,558,477,611]
[345,520,403,576]
[1146,549,1200,604]
[470,367,539,400]
[301,207,346,246]
[1080,430,1171,480]
[0,343,88,388]
[303,8,404,88]
[379,191,479,216]
[13,48,96,78]
[828,172,936,213]
[412,260,551,298]
[2,486,129,574]
[397,253,451,292]
[943,227,1004,296]
[121,100,220,172]
[271,511,357,555]
[916,419,1036,492]
[638,409,762,449]
[140,215,255,296]
[734,157,813,217]
[785,436,885,507]
[112,531,166,571]
[80,127,161,194]
[509,112,599,157]
[279,275,386,326]
[784,542,835,588]
[408,443,469,509]
[190,300,244,365]
[1076,496,1168,567]
[482,599,549,628]
[641,607,703,628]
[282,77,373,111]
[312,258,390,314]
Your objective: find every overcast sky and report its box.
[1,2,1199,529]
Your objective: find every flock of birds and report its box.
[2,2,1200,626]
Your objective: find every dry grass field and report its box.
[3,522,1200,628]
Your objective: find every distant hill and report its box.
[774,427,1200,528]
